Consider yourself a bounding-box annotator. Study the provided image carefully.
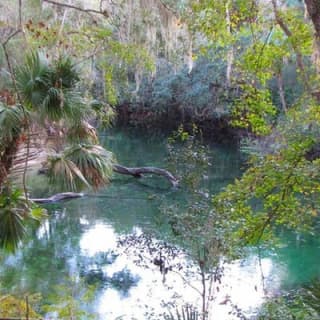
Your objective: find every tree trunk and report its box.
[272,0,311,92]
[304,0,320,39]
[0,141,19,188]
[304,0,320,74]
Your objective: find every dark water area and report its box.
[1,129,320,319]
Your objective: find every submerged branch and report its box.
[30,192,84,203]
[112,164,179,187]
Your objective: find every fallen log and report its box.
[112,164,179,188]
[30,192,84,204]
[32,165,178,204]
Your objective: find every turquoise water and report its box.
[1,129,320,319]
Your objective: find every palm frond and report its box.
[54,88,92,124]
[66,144,115,190]
[15,51,90,123]
[0,188,46,252]
[15,51,50,109]
[47,155,91,191]
[0,207,26,252]
[52,55,80,89]
[0,102,26,146]
[47,144,115,191]
[67,121,99,144]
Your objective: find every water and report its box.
[1,129,320,319]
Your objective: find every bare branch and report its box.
[158,0,178,17]
[2,29,21,46]
[43,0,109,17]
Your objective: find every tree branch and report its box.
[43,0,109,17]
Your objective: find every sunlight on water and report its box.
[79,223,280,319]
[80,223,118,256]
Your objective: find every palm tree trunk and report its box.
[0,140,19,188]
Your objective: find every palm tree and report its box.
[0,51,115,251]
[13,51,115,189]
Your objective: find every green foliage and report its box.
[126,57,233,129]
[90,100,115,128]
[167,125,210,190]
[0,293,41,318]
[257,288,320,320]
[214,101,320,245]
[189,0,316,135]
[231,85,276,135]
[187,0,320,259]
[96,41,155,105]
[42,277,97,319]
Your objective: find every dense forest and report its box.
[0,0,320,319]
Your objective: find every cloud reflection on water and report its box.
[79,223,279,319]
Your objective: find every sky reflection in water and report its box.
[79,222,279,319]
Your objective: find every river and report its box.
[1,129,320,319]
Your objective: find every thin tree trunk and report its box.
[277,71,287,113]
[25,295,29,320]
[200,265,207,320]
[225,0,233,87]
[272,0,311,93]
[187,35,193,74]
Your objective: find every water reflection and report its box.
[1,130,318,319]
[78,223,279,319]
[80,224,117,256]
